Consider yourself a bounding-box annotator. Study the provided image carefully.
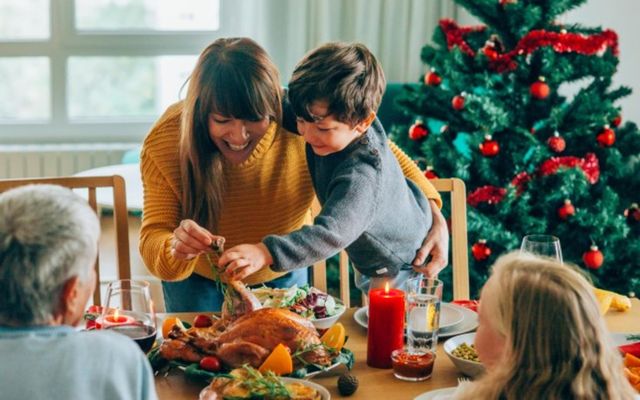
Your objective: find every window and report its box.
[0,0,220,143]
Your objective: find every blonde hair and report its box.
[458,251,636,400]
[180,38,282,230]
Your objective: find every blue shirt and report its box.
[0,325,158,400]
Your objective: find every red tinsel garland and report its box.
[439,19,486,57]
[468,185,507,207]
[538,153,600,184]
[471,154,600,207]
[511,171,532,194]
[439,19,619,72]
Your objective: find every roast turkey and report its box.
[159,280,332,369]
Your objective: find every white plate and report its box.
[438,304,479,338]
[354,303,477,338]
[414,387,456,400]
[281,378,331,400]
[200,377,331,400]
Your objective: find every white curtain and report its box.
[219,0,457,83]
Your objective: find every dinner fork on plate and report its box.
[457,377,470,385]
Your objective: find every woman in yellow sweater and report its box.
[140,37,448,312]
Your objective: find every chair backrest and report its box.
[0,175,131,305]
[311,177,469,306]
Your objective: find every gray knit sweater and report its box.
[263,119,432,278]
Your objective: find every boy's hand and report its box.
[412,200,449,277]
[171,219,224,260]
[218,243,274,281]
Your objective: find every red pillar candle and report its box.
[367,282,405,368]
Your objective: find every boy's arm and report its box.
[261,165,379,273]
[388,139,443,209]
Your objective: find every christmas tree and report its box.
[391,0,640,298]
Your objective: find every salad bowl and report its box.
[251,285,346,329]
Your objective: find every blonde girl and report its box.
[455,252,637,400]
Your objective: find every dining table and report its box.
[154,299,640,399]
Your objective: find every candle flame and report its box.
[384,282,390,294]
[113,308,119,320]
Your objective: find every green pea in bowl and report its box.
[443,333,485,378]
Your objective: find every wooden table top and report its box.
[155,299,640,400]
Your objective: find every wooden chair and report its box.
[0,176,131,305]
[311,178,469,307]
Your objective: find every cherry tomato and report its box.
[84,305,104,329]
[451,300,479,313]
[199,356,221,372]
[193,314,213,328]
[87,305,103,314]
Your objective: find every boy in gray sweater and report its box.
[219,42,433,291]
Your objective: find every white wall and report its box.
[458,0,640,125]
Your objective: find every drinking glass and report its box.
[405,277,443,353]
[520,234,563,262]
[100,279,157,353]
[391,277,442,381]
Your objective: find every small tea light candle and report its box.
[101,310,135,327]
[367,282,405,368]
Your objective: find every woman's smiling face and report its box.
[208,114,271,164]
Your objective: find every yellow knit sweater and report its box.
[139,102,441,285]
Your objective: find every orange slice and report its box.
[321,322,346,351]
[626,353,640,369]
[258,343,293,375]
[162,316,186,339]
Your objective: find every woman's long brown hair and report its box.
[179,38,282,231]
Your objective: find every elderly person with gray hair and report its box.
[0,184,157,400]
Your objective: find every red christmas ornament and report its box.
[596,125,616,147]
[557,199,575,220]
[483,44,499,61]
[479,135,499,157]
[424,70,442,86]
[408,121,429,141]
[451,94,466,111]
[612,114,622,127]
[530,77,550,100]
[583,245,604,270]
[424,166,439,179]
[624,203,640,223]
[547,132,566,153]
[472,239,492,261]
[499,0,517,5]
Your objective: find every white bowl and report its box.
[311,302,346,330]
[443,332,485,378]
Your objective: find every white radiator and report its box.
[0,144,139,179]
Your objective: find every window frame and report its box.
[0,0,226,144]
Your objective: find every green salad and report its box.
[250,285,344,320]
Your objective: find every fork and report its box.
[457,377,470,385]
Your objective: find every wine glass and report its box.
[100,279,157,353]
[520,234,563,263]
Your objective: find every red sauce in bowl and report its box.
[391,350,436,381]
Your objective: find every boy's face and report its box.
[296,101,373,156]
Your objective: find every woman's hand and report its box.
[218,243,273,280]
[412,200,449,277]
[171,219,223,260]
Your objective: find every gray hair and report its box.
[0,184,100,325]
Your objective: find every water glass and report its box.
[520,234,563,263]
[405,277,443,353]
[101,279,157,353]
